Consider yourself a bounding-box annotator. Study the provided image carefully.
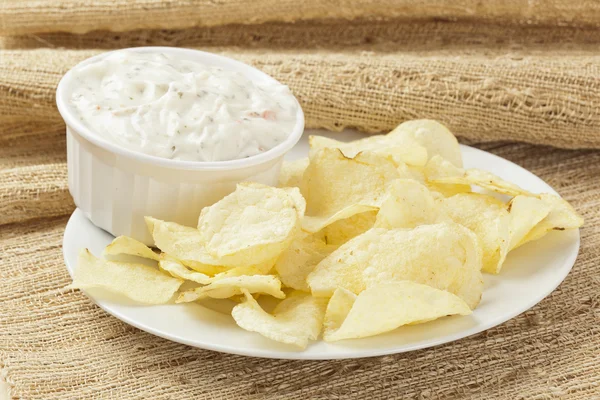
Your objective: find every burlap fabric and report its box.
[4,43,600,149]
[1,6,599,399]
[2,0,600,36]
[4,18,600,150]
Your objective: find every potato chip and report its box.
[506,196,552,251]
[423,156,471,197]
[148,216,278,276]
[302,205,379,234]
[307,135,340,150]
[231,290,328,348]
[321,287,356,338]
[323,281,472,341]
[388,119,463,167]
[441,193,510,274]
[375,179,447,229]
[275,232,334,291]
[197,183,303,266]
[282,186,307,219]
[179,260,229,276]
[307,222,483,309]
[158,254,212,284]
[278,157,309,188]
[104,236,159,261]
[144,216,158,235]
[212,258,277,279]
[397,163,426,183]
[309,133,428,167]
[70,249,183,304]
[301,148,400,232]
[176,275,285,303]
[146,217,226,272]
[514,193,584,248]
[465,169,535,197]
[318,210,377,246]
[428,161,534,197]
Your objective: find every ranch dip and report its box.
[69,50,298,162]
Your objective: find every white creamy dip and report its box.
[69,50,298,162]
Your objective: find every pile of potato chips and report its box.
[70,120,583,349]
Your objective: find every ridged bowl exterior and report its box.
[66,127,283,245]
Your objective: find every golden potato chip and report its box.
[301,148,400,232]
[104,236,159,261]
[282,186,307,219]
[275,232,334,291]
[148,186,302,271]
[278,158,309,188]
[318,210,377,246]
[321,287,356,338]
[231,290,328,348]
[388,119,463,167]
[179,260,229,276]
[428,161,534,197]
[307,135,340,150]
[176,275,285,303]
[506,195,552,251]
[441,193,510,274]
[197,183,303,266]
[397,163,426,183]
[212,258,277,279]
[375,179,447,229]
[146,217,227,273]
[307,222,483,309]
[302,205,378,234]
[158,254,212,284]
[309,133,428,167]
[514,193,584,248]
[465,169,535,197]
[323,281,472,341]
[423,156,471,197]
[144,216,158,235]
[70,249,183,304]
[148,216,277,276]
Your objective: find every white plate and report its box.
[63,129,580,360]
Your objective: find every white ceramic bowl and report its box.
[56,47,304,244]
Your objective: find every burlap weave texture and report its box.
[2,0,600,36]
[3,45,600,150]
[3,19,600,152]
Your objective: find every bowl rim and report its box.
[56,46,305,171]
